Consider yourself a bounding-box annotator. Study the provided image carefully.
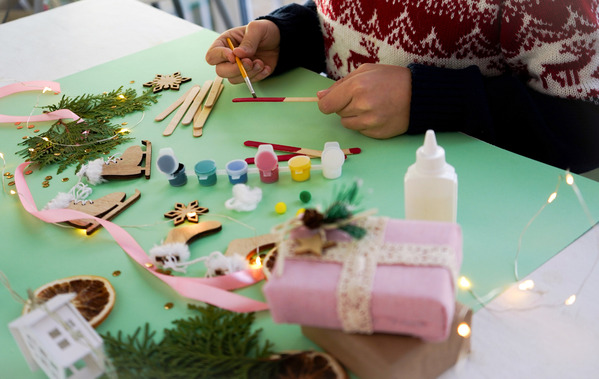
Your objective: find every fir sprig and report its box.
[16,87,159,174]
[323,181,367,239]
[101,305,280,379]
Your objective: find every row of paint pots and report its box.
[156,142,346,187]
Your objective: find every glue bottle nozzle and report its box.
[423,130,438,156]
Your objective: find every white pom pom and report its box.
[225,184,262,212]
[78,158,106,185]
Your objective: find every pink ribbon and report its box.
[14,162,269,312]
[0,81,81,124]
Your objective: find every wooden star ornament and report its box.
[293,234,337,256]
[164,200,209,226]
[144,72,191,93]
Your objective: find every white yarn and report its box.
[43,181,93,210]
[149,243,248,276]
[77,158,106,185]
[203,251,247,277]
[149,242,191,272]
[224,184,262,212]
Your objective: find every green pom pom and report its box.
[299,190,312,203]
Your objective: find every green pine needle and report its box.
[101,305,280,379]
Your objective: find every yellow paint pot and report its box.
[288,155,311,182]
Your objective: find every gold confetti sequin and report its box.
[62,177,69,182]
[42,183,49,188]
[27,125,35,129]
[121,122,128,126]
[53,153,60,156]
[24,170,33,175]
[5,174,13,179]
[164,302,174,310]
[111,105,117,109]
[22,136,28,140]
[45,176,53,180]
[130,80,135,84]
[16,126,23,130]
[34,129,40,133]
[42,180,49,185]
[8,181,15,186]
[112,270,121,277]
[145,262,154,268]
[3,172,11,177]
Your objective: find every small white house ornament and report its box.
[9,293,106,379]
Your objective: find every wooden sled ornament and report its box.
[149,221,223,269]
[101,140,152,180]
[67,190,141,235]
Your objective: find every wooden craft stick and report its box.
[193,84,224,137]
[163,85,200,136]
[232,97,319,103]
[182,80,212,125]
[154,87,192,121]
[204,76,224,107]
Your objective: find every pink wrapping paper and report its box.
[263,218,462,342]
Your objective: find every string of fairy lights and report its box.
[2,80,598,343]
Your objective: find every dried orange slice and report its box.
[23,275,115,328]
[272,350,348,379]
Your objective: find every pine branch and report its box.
[101,305,280,379]
[15,87,159,174]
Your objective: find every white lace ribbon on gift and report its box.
[278,217,459,334]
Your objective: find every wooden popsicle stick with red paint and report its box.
[233,97,319,103]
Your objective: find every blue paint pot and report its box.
[225,159,248,184]
[168,163,188,187]
[194,159,217,186]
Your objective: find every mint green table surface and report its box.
[2,30,599,378]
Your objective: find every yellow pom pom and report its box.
[274,202,287,214]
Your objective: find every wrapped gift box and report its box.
[302,302,472,379]
[263,217,462,342]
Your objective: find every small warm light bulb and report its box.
[250,256,262,270]
[518,279,535,291]
[547,192,557,203]
[0,152,4,159]
[458,276,472,290]
[565,294,576,305]
[10,189,16,195]
[186,212,196,218]
[42,86,52,93]
[28,148,35,152]
[566,173,574,186]
[119,128,130,134]
[42,137,50,142]
[118,94,126,100]
[457,322,471,338]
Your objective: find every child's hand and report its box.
[317,64,412,139]
[205,20,280,84]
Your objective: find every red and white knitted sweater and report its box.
[315,0,599,100]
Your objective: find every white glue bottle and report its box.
[404,130,458,222]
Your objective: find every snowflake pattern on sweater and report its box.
[315,0,599,100]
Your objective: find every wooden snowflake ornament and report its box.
[143,72,191,93]
[164,200,209,225]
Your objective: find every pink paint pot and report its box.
[254,144,279,183]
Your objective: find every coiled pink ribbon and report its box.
[13,162,269,312]
[0,81,80,123]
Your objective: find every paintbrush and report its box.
[226,37,257,98]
